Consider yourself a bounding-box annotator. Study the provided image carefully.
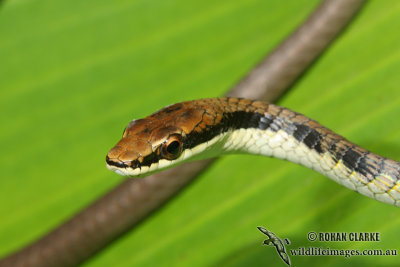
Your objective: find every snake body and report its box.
[106,97,400,207]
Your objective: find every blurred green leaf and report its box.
[0,0,399,266]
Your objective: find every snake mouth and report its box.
[105,155,129,169]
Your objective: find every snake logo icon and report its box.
[257,226,291,266]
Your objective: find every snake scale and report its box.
[106,97,400,207]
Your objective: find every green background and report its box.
[1,0,399,266]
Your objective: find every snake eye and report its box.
[161,134,183,160]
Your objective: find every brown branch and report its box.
[0,0,366,266]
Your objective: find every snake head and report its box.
[106,102,208,177]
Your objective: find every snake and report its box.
[106,97,400,207]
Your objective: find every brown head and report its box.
[106,101,209,177]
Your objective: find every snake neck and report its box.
[188,101,400,207]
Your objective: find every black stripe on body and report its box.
[341,149,363,172]
[328,143,386,181]
[326,142,372,178]
[293,124,311,142]
[184,111,261,149]
[355,153,373,178]
[259,116,274,130]
[293,124,323,153]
